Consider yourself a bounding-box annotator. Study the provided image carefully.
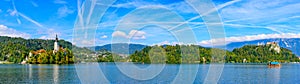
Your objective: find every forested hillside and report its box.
[0,36,72,50]
[0,36,88,63]
[130,44,300,64]
[226,45,299,63]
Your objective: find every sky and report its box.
[0,0,300,46]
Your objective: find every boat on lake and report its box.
[268,62,281,67]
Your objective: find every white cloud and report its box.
[128,30,146,39]
[199,33,300,46]
[38,36,48,39]
[54,0,67,4]
[154,41,186,46]
[157,40,170,45]
[100,35,108,38]
[72,38,96,47]
[38,29,61,39]
[112,30,146,40]
[57,6,75,18]
[112,31,127,37]
[0,25,30,39]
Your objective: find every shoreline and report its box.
[2,61,299,65]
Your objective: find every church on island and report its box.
[21,34,64,64]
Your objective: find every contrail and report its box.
[224,23,283,34]
[224,15,300,23]
[168,0,241,31]
[11,0,21,24]
[222,14,300,35]
[174,25,206,33]
[86,0,97,25]
[77,0,84,28]
[167,0,241,33]
[18,12,44,28]
[224,18,253,23]
[11,0,44,28]
[121,22,205,24]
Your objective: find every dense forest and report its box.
[226,45,299,63]
[129,45,214,64]
[129,44,300,64]
[0,36,73,50]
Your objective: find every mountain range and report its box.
[91,38,300,56]
[88,43,147,54]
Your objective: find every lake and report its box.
[0,63,299,84]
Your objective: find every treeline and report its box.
[0,36,73,50]
[128,45,300,64]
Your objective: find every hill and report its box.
[0,36,93,63]
[89,43,147,54]
[130,44,300,64]
[0,36,73,51]
[225,38,300,56]
[226,44,299,63]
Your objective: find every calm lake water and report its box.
[0,63,299,84]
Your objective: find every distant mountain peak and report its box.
[88,43,148,54]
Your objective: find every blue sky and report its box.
[0,0,300,46]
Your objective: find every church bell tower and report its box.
[54,34,59,52]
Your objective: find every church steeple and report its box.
[55,34,58,42]
[54,34,59,52]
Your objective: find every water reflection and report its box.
[0,63,299,83]
[38,65,47,83]
[53,65,59,83]
[267,66,281,84]
[29,64,32,80]
[0,64,80,83]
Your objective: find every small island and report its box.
[24,35,75,64]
